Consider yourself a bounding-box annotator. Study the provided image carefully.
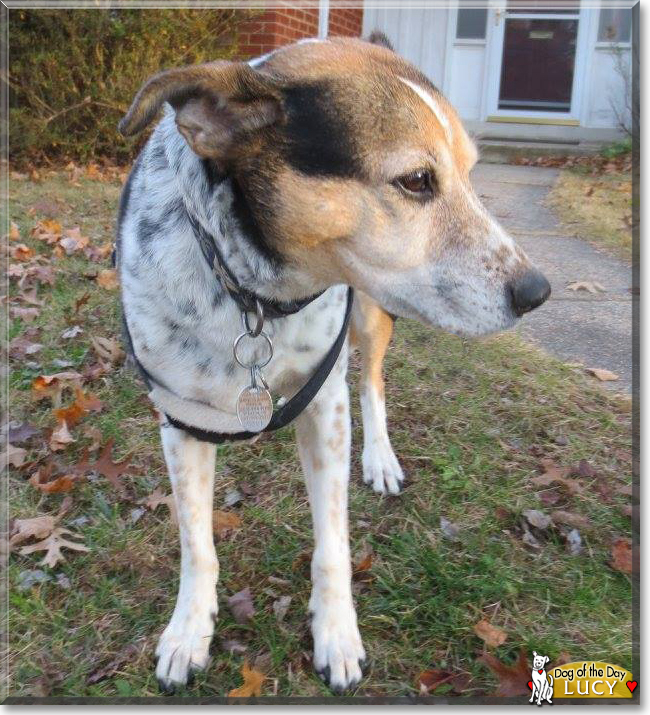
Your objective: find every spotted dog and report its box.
[117,33,550,693]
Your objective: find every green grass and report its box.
[7,172,633,699]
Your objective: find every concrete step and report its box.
[477,139,604,164]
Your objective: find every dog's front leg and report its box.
[155,423,218,692]
[295,372,366,693]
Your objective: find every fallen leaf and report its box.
[610,538,633,574]
[417,669,455,695]
[9,335,43,360]
[139,487,177,523]
[551,510,590,530]
[8,221,20,240]
[61,325,83,339]
[32,372,83,405]
[16,568,51,591]
[29,463,79,494]
[19,526,89,568]
[10,512,61,548]
[58,226,89,255]
[353,552,373,574]
[531,460,583,495]
[586,367,619,382]
[55,386,103,427]
[228,587,255,624]
[31,218,62,243]
[96,269,119,290]
[474,619,507,648]
[82,425,102,451]
[9,305,40,322]
[440,516,461,541]
[91,335,124,364]
[1,444,28,470]
[55,573,71,589]
[272,594,292,622]
[213,509,242,537]
[12,244,35,261]
[571,459,598,479]
[17,287,44,306]
[86,644,139,685]
[565,528,582,556]
[93,438,133,494]
[6,421,40,444]
[522,509,552,530]
[74,292,91,314]
[224,488,243,507]
[478,649,530,697]
[567,281,605,294]
[228,660,265,697]
[49,420,76,452]
[220,638,247,655]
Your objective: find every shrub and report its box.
[7,8,254,165]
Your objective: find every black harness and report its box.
[121,216,354,445]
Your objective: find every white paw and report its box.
[362,440,404,495]
[155,602,217,692]
[311,607,366,692]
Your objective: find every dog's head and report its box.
[120,36,550,337]
[532,651,550,670]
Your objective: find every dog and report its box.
[530,651,554,705]
[116,33,551,693]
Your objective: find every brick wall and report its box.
[237,8,363,59]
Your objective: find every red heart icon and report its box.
[627,681,637,693]
[538,669,543,674]
[528,681,533,690]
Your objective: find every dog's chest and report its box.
[119,129,348,419]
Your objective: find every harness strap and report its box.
[122,287,354,444]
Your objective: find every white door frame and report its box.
[484,1,591,123]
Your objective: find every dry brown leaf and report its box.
[228,660,265,697]
[610,538,633,574]
[228,588,255,624]
[93,439,133,494]
[19,526,89,568]
[139,487,177,523]
[478,649,530,697]
[586,367,619,382]
[531,460,583,495]
[213,509,242,537]
[9,335,43,360]
[82,425,102,451]
[74,292,91,314]
[96,269,119,290]
[9,305,40,322]
[417,669,455,695]
[31,218,62,244]
[91,335,124,365]
[58,226,89,255]
[32,372,83,405]
[551,510,590,530]
[12,244,35,262]
[1,444,28,471]
[49,420,76,452]
[30,463,78,494]
[55,386,103,428]
[10,514,58,547]
[474,619,507,648]
[8,221,20,240]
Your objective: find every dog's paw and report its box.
[362,440,404,495]
[312,611,366,693]
[155,608,216,692]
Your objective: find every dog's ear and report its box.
[544,656,550,665]
[532,651,538,658]
[118,62,282,160]
[367,30,394,51]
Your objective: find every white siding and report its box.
[585,46,631,129]
[362,5,448,88]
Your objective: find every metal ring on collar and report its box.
[233,331,273,370]
[242,299,265,338]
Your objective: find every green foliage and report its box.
[601,138,633,159]
[8,8,252,165]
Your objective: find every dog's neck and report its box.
[157,110,321,306]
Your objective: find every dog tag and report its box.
[236,385,273,431]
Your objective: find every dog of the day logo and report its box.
[527,653,635,703]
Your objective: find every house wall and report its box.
[237,7,362,59]
[361,2,631,133]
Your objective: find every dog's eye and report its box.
[394,169,435,199]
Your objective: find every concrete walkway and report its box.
[472,163,633,393]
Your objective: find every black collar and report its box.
[188,214,324,320]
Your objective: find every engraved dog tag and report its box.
[236,385,273,431]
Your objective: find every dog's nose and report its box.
[509,269,551,316]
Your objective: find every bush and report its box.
[7,8,254,165]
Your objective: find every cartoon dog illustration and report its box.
[530,651,554,705]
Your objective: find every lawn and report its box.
[5,169,634,700]
[547,149,634,262]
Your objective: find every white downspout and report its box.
[318,0,330,38]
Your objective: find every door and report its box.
[486,1,586,121]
